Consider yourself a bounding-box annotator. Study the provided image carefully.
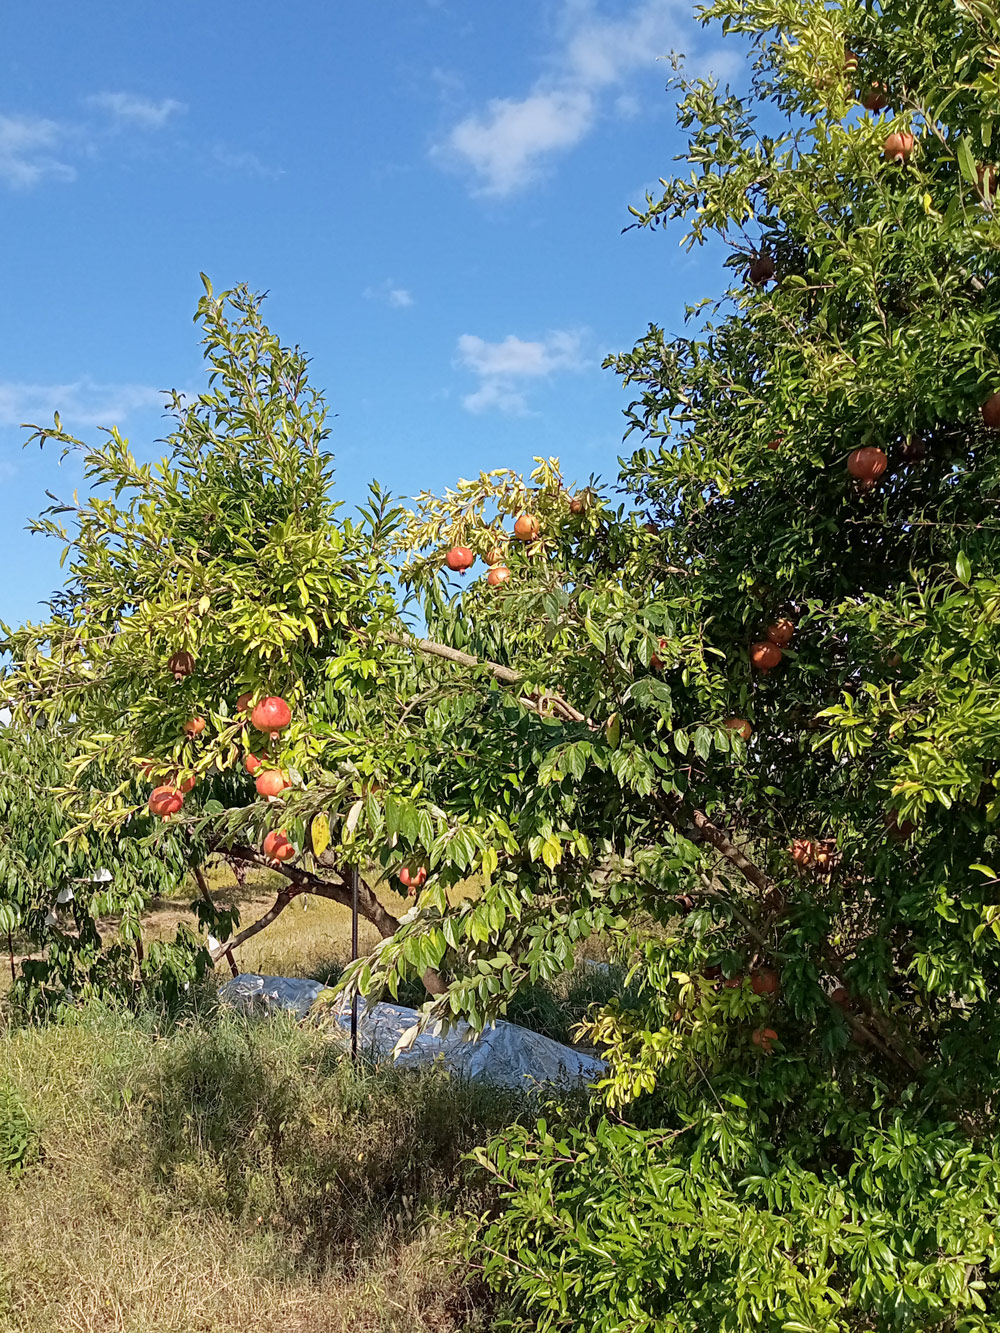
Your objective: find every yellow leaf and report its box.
[197,594,211,615]
[311,813,331,858]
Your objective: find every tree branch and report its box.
[383,631,589,725]
[194,864,238,977]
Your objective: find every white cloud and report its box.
[0,379,164,429]
[442,89,594,197]
[0,114,75,189]
[434,0,717,197]
[364,279,415,309]
[456,330,587,414]
[87,92,186,129]
[462,381,529,416]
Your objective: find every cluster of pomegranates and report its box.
[442,497,586,585]
[750,618,794,674]
[147,671,298,867]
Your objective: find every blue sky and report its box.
[1,0,743,628]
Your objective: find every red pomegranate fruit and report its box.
[752,1027,778,1053]
[847,447,888,483]
[513,514,541,542]
[262,830,295,864]
[184,716,206,737]
[149,786,184,818]
[251,697,292,736]
[487,565,511,587]
[445,545,475,574]
[751,968,780,996]
[236,692,253,712]
[766,619,795,648]
[724,717,752,741]
[244,753,262,775]
[861,84,890,111]
[399,866,427,892]
[791,838,816,867]
[750,641,783,673]
[982,392,1000,429]
[256,769,289,798]
[883,131,914,162]
[485,546,505,566]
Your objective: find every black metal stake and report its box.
[350,865,359,1062]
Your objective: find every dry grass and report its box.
[0,1010,512,1332]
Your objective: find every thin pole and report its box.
[350,865,359,1062]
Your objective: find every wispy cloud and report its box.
[0,379,164,429]
[86,92,186,129]
[456,330,587,414]
[0,114,76,189]
[364,279,415,309]
[434,0,723,197]
[211,145,283,180]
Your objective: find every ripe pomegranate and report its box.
[649,638,669,670]
[750,641,782,673]
[184,716,206,737]
[177,775,197,794]
[398,865,427,892]
[256,769,289,798]
[791,838,816,867]
[569,493,590,515]
[487,565,511,587]
[831,987,851,1008]
[168,650,194,681]
[883,131,914,162]
[765,435,782,451]
[843,49,858,74]
[748,254,775,286]
[643,520,660,535]
[751,968,780,997]
[725,717,752,741]
[766,619,794,648]
[847,447,888,483]
[861,84,890,111]
[752,1027,778,1053]
[148,785,183,818]
[251,696,292,736]
[723,975,744,990]
[244,753,262,775]
[236,692,253,712]
[513,514,541,542]
[982,391,1000,429]
[138,760,157,779]
[445,545,475,574]
[485,546,505,566]
[262,830,295,864]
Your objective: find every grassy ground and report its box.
[0,1003,521,1333]
[0,873,619,1333]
